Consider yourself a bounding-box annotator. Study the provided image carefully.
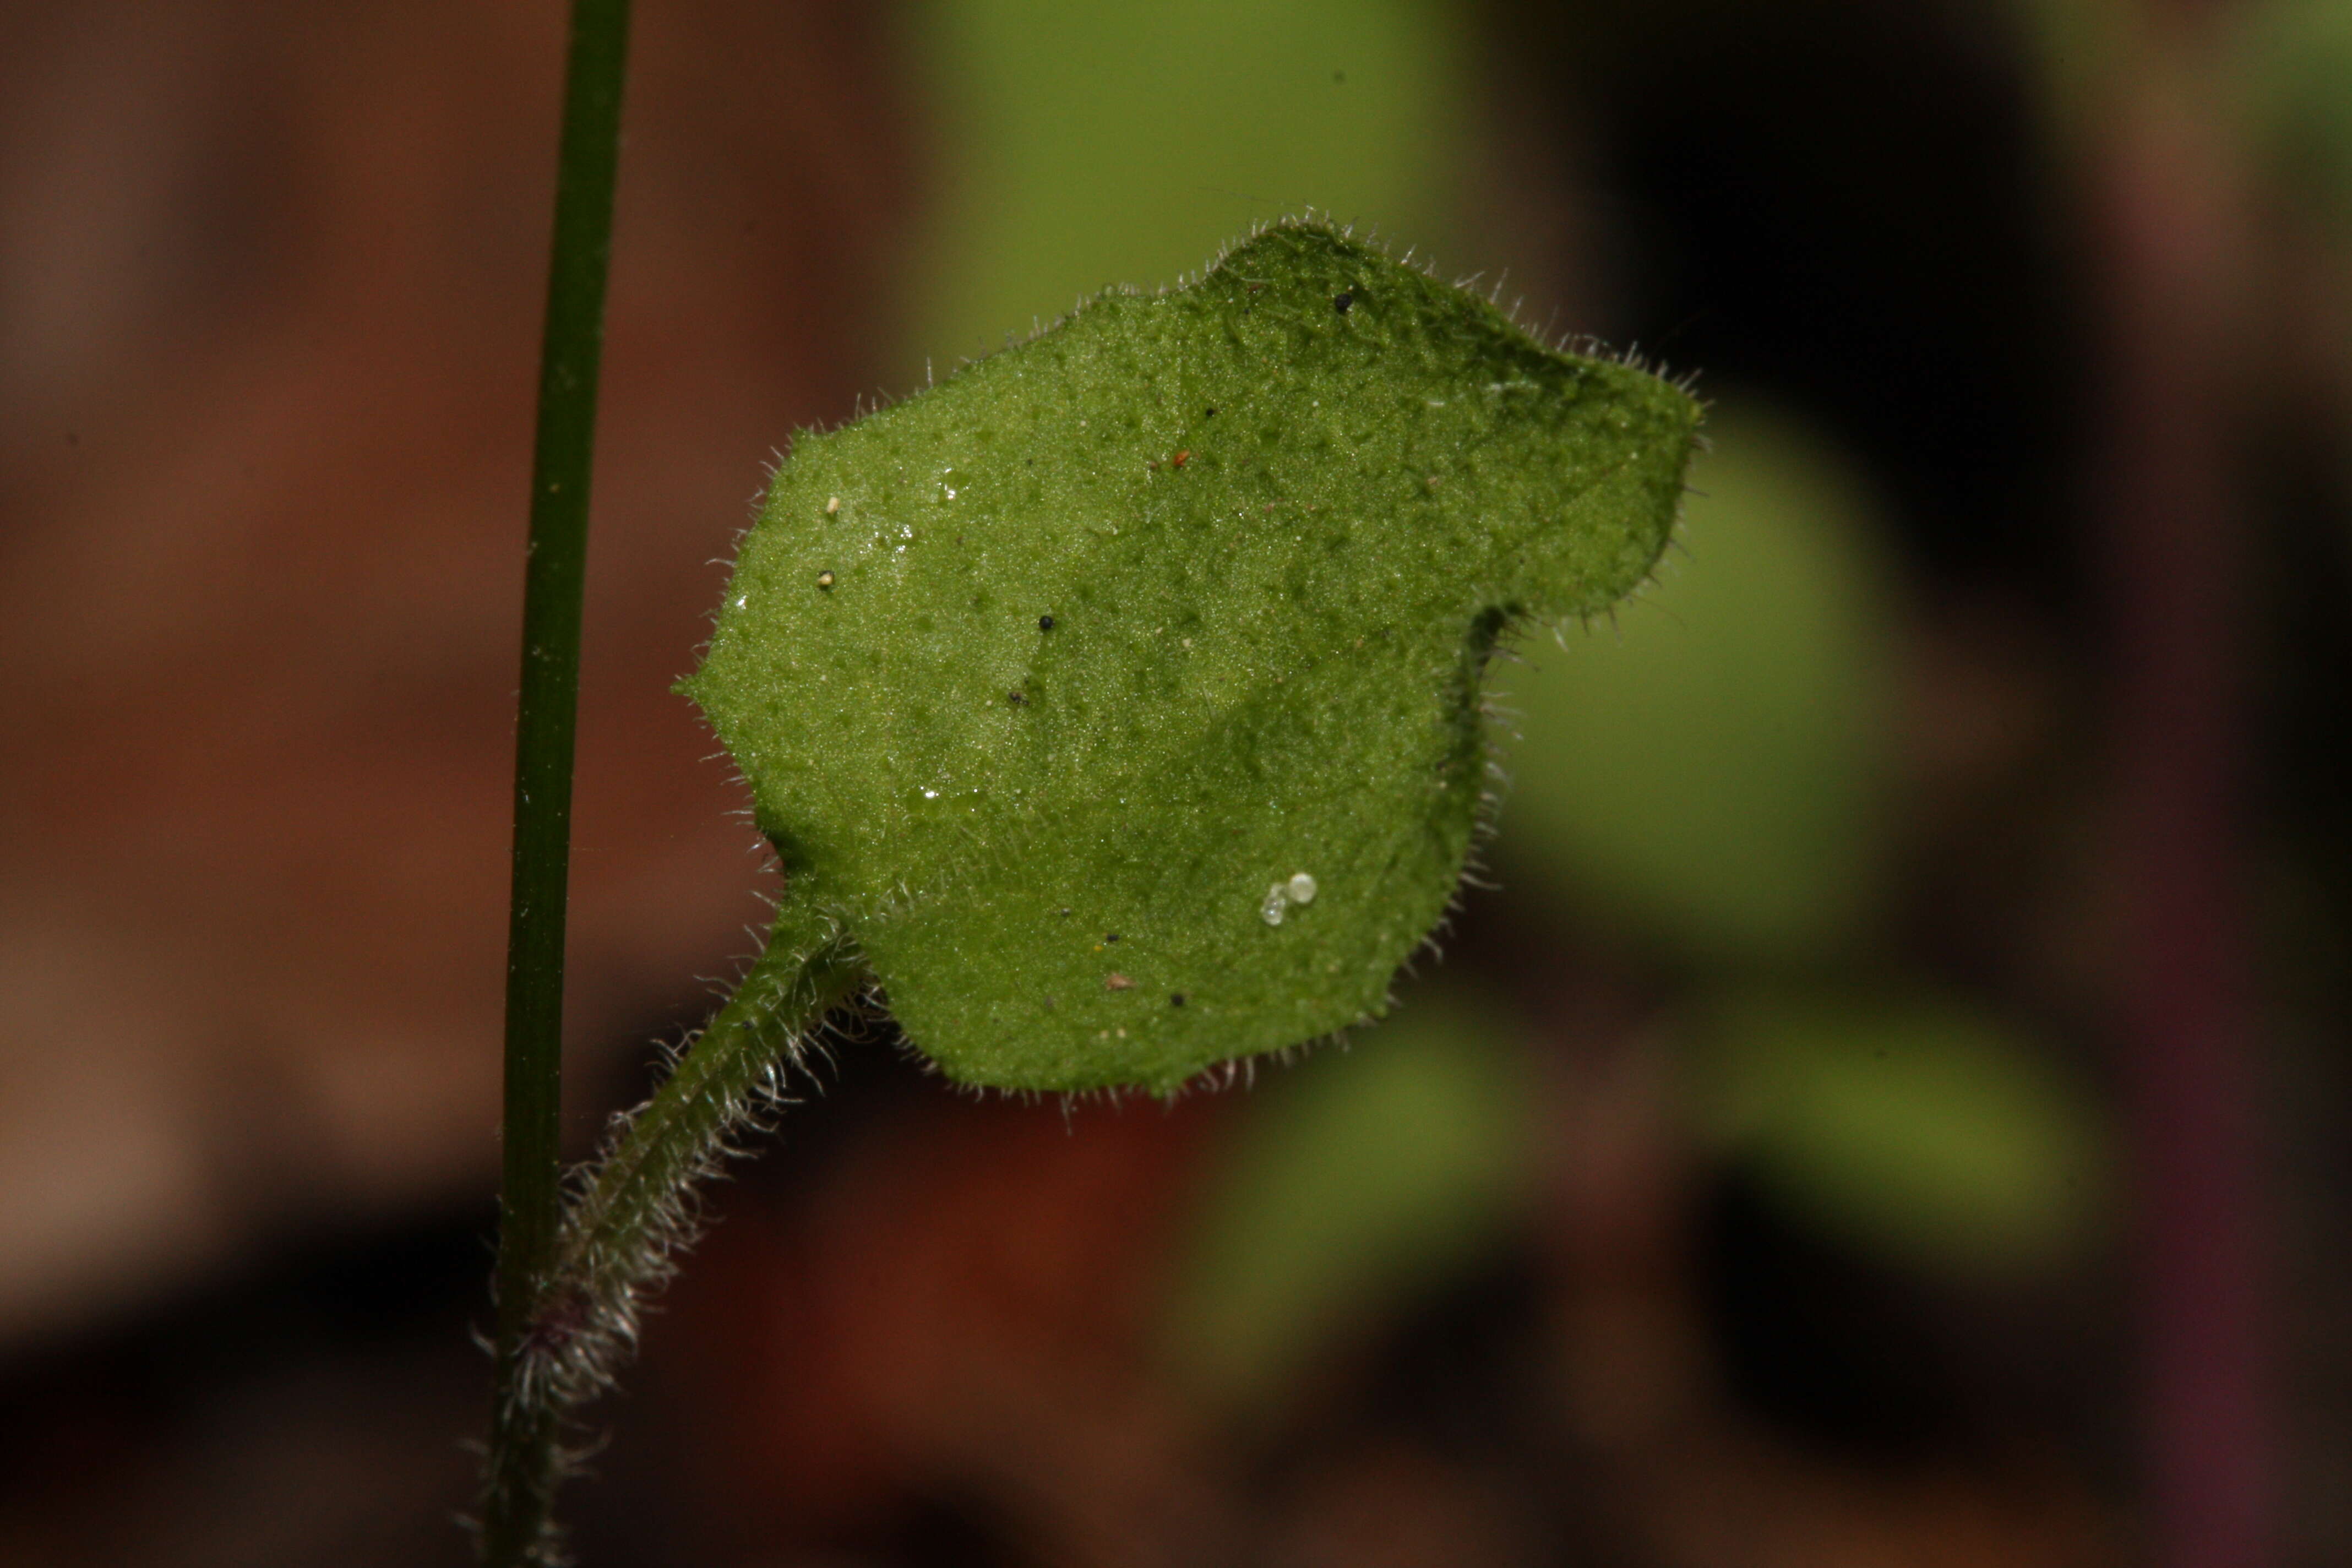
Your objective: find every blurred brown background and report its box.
[2,0,2349,1564]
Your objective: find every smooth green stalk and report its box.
[484,0,632,1562]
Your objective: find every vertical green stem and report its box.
[486,1,632,1562]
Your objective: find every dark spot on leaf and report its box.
[1008,690,1026,706]
[1172,449,1190,469]
[1104,933,1120,943]
[1334,290,1354,315]
[1170,993,1186,1007]
[1038,614,1055,631]
[1204,407,1217,417]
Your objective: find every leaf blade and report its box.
[689,220,1699,1090]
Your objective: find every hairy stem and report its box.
[485,0,632,1561]
[483,914,863,1563]
[554,916,864,1367]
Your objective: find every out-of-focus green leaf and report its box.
[1159,992,1534,1412]
[688,222,1700,1091]
[902,0,1470,369]
[2235,0,2352,224]
[1491,403,1897,965]
[1701,992,2113,1277]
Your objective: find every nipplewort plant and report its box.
[689,221,1696,1094]
[480,12,1697,1563]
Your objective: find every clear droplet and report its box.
[1260,884,1288,926]
[1286,872,1318,905]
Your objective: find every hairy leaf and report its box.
[686,220,1697,1092]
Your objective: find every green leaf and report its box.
[686,220,1698,1092]
[1160,990,1536,1413]
[1494,404,1897,963]
[1700,990,2114,1279]
[2234,0,2352,228]
[903,0,1471,374]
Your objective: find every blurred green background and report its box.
[898,0,1469,374]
